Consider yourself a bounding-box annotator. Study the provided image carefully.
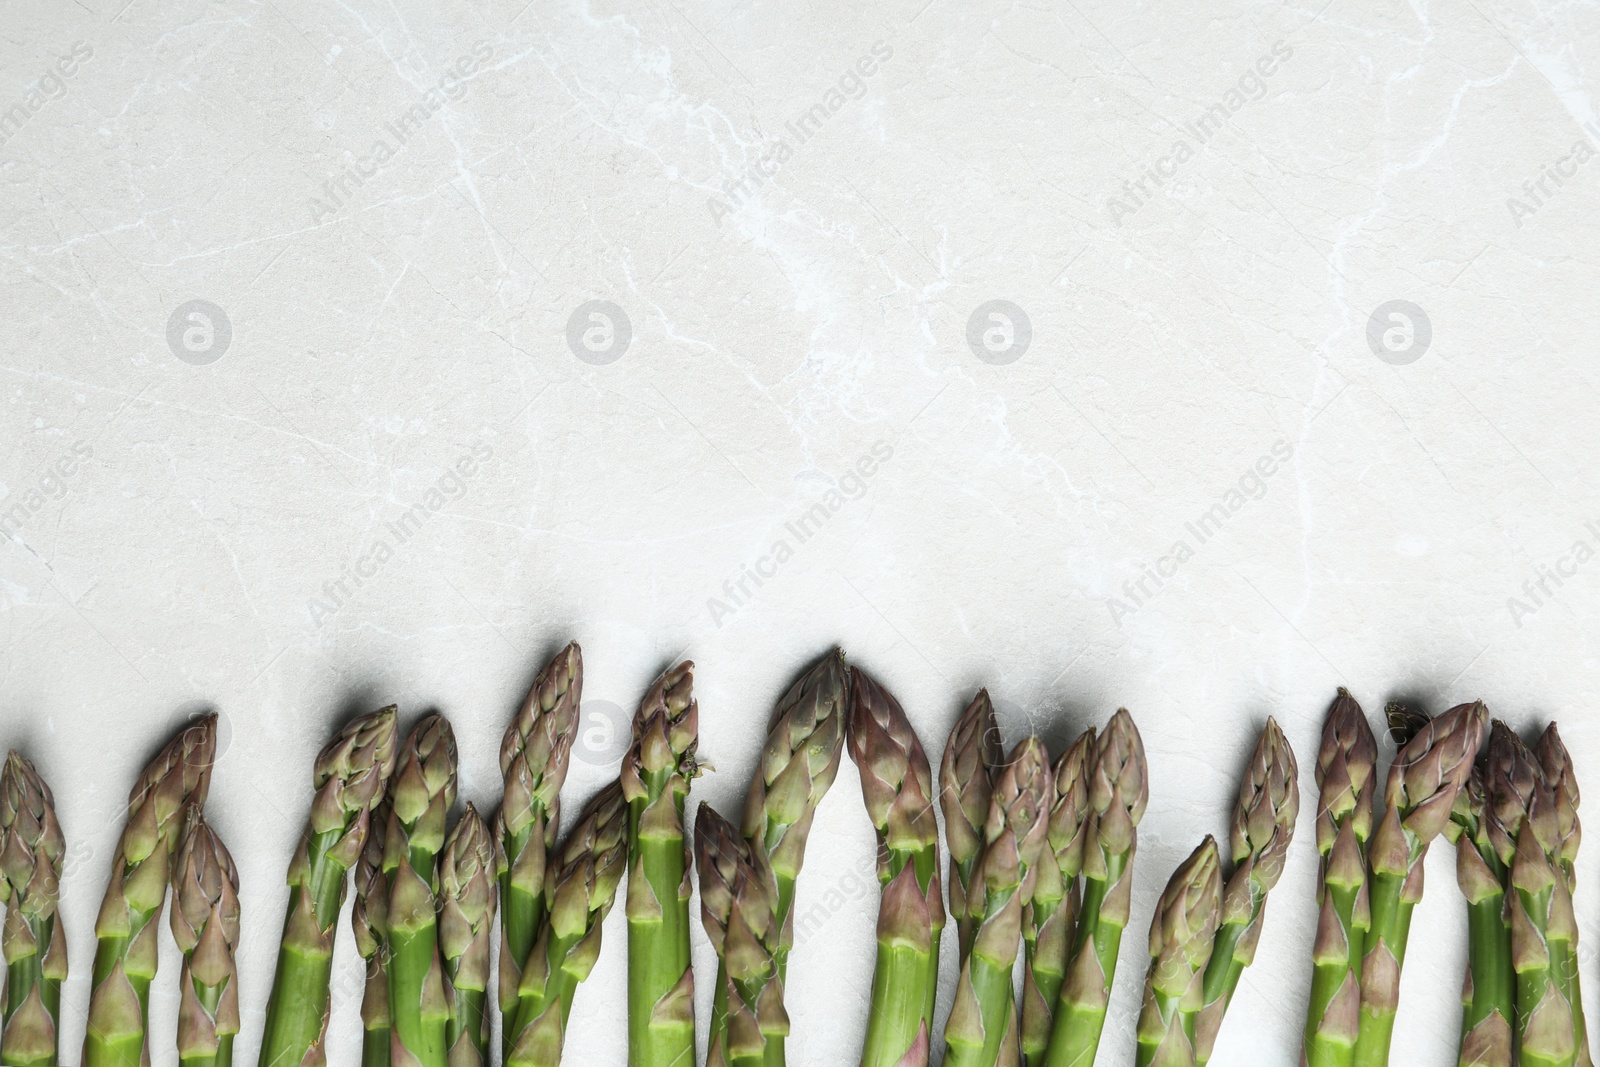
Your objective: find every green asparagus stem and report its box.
[848,668,944,1067]
[1302,690,1378,1067]
[0,752,65,1067]
[87,715,218,1067]
[1022,728,1093,1067]
[506,782,629,1067]
[353,794,392,1067]
[1441,724,1511,1067]
[939,691,1004,964]
[1135,838,1223,1067]
[1352,700,1487,1067]
[698,804,787,1067]
[258,706,398,1067]
[945,735,1050,1067]
[440,805,497,1067]
[724,649,849,1059]
[497,643,581,1060]
[171,807,241,1067]
[1537,724,1591,1067]
[623,662,700,1067]
[1044,709,1148,1067]
[385,715,458,1067]
[1195,718,1299,1064]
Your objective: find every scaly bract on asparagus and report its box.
[171,807,241,1067]
[1022,728,1093,1067]
[0,752,65,1067]
[259,706,397,1067]
[1303,689,1378,1067]
[622,662,700,1067]
[1352,700,1486,1067]
[940,691,1003,963]
[507,782,628,1067]
[1044,709,1148,1067]
[440,805,496,1067]
[384,715,458,1067]
[1195,718,1298,1064]
[1136,838,1222,1067]
[353,795,393,1067]
[88,714,218,1067]
[497,644,581,1060]
[1536,724,1591,1067]
[698,804,787,1067]
[848,667,943,1067]
[946,735,1049,1067]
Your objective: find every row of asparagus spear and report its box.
[0,652,1589,1067]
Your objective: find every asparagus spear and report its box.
[384,714,458,1067]
[353,794,393,1067]
[1021,728,1094,1067]
[87,714,218,1067]
[1503,726,1578,1067]
[946,735,1050,1067]
[1044,709,1149,1067]
[440,804,497,1067]
[940,691,1004,962]
[0,752,65,1067]
[1444,739,1510,1067]
[725,649,849,1058]
[848,667,944,1067]
[1536,724,1592,1067]
[171,807,241,1067]
[697,804,787,1067]
[1135,837,1223,1067]
[1352,699,1487,1067]
[505,781,628,1066]
[1194,718,1299,1063]
[622,662,700,1067]
[1302,689,1378,1067]
[497,644,581,1060]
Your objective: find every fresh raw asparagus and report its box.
[439,804,497,1067]
[1352,700,1486,1067]
[1022,728,1093,1067]
[1443,723,1516,1067]
[353,794,393,1067]
[0,752,65,1067]
[946,735,1050,1067]
[622,662,699,1067]
[87,714,218,1067]
[384,714,458,1067]
[697,803,787,1067]
[940,690,1004,963]
[1135,837,1223,1067]
[1537,724,1591,1067]
[497,643,582,1060]
[1044,708,1148,1067]
[726,649,849,1058]
[506,781,629,1067]
[848,667,944,1067]
[259,706,398,1067]
[1303,689,1378,1067]
[1194,718,1299,1064]
[171,806,241,1067]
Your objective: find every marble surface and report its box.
[3,0,1600,1063]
